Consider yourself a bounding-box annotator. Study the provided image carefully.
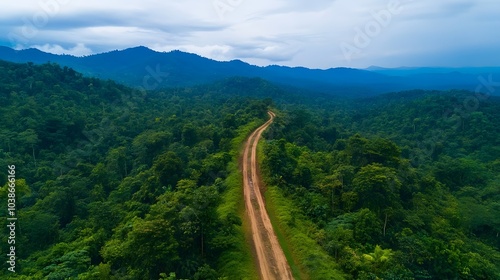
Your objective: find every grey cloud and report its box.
[1,0,499,68]
[3,10,228,33]
[402,0,477,21]
[229,42,300,62]
[272,0,335,13]
[443,1,476,14]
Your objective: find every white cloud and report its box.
[30,43,93,56]
[1,0,500,68]
[151,44,233,61]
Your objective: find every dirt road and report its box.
[242,111,294,280]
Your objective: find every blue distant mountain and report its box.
[365,65,500,76]
[1,46,499,97]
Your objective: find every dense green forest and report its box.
[0,60,271,279]
[1,60,499,279]
[261,91,500,279]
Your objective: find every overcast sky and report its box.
[1,0,499,69]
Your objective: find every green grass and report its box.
[217,116,345,280]
[265,188,307,280]
[264,186,345,280]
[216,120,262,280]
[257,142,346,280]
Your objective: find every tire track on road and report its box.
[243,111,294,280]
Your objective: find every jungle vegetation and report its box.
[0,60,499,279]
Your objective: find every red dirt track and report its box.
[242,111,294,280]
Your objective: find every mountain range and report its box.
[1,45,499,97]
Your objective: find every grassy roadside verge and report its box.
[217,120,261,280]
[257,142,346,280]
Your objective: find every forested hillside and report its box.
[2,46,498,97]
[0,60,499,279]
[0,60,272,279]
[261,90,500,279]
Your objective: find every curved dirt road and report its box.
[243,111,294,280]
